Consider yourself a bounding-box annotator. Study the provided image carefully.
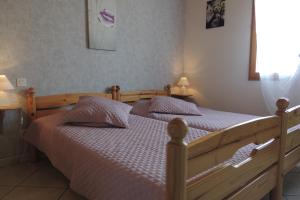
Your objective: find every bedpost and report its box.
[271,98,289,200]
[166,118,188,200]
[166,84,172,96]
[26,88,36,120]
[111,85,120,101]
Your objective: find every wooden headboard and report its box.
[113,85,172,103]
[26,86,119,120]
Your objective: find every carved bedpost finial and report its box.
[276,98,289,116]
[166,118,188,200]
[167,118,188,142]
[111,85,120,101]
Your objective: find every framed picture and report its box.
[88,0,117,50]
[206,0,225,29]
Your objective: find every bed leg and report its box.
[166,118,188,200]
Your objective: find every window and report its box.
[249,0,300,80]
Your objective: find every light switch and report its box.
[16,78,27,87]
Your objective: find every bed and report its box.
[24,87,293,200]
[129,98,258,132]
[113,85,300,199]
[112,85,259,132]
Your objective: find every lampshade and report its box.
[0,75,14,90]
[177,76,190,87]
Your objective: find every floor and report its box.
[0,160,85,200]
[0,161,299,200]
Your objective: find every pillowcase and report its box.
[64,96,132,128]
[130,99,151,117]
[148,96,202,116]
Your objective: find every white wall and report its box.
[0,0,184,95]
[184,0,268,115]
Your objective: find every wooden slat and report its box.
[120,94,163,102]
[187,125,279,178]
[226,166,277,200]
[36,93,112,109]
[187,140,279,200]
[283,145,300,175]
[287,105,300,128]
[120,90,167,103]
[121,90,167,96]
[286,129,300,153]
[188,116,279,158]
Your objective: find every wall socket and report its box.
[16,78,27,87]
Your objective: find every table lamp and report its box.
[177,76,190,95]
[0,75,14,91]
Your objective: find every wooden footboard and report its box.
[283,105,300,174]
[166,99,289,200]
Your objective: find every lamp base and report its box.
[180,86,188,95]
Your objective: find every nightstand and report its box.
[0,104,21,134]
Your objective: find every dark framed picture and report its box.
[206,0,225,29]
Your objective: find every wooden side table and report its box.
[0,104,20,134]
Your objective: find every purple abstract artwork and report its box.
[98,9,115,28]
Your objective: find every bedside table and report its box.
[0,104,21,134]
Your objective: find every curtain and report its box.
[255,0,300,113]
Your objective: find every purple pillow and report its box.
[64,96,132,128]
[130,100,151,117]
[148,96,202,116]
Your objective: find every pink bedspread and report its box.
[150,107,258,131]
[25,113,256,200]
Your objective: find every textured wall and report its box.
[184,0,268,115]
[0,0,184,95]
[0,0,184,165]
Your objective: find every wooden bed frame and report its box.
[25,86,300,200]
[111,85,172,103]
[115,85,300,200]
[25,87,118,119]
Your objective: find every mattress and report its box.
[25,112,256,200]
